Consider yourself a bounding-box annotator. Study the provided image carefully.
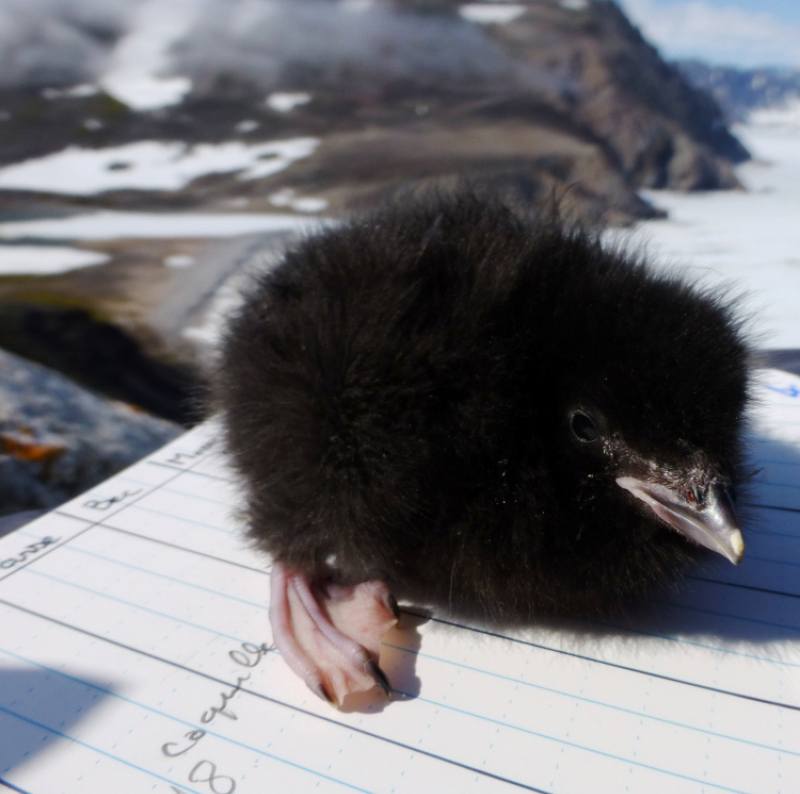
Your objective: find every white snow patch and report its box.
[269,188,329,214]
[0,210,318,242]
[163,254,196,268]
[83,118,104,131]
[0,245,109,275]
[100,0,196,110]
[748,99,800,133]
[41,84,99,100]
[609,110,800,348]
[0,138,319,196]
[266,92,312,113]
[459,4,526,24]
[235,119,260,134]
[342,0,374,10]
[292,197,329,213]
[242,139,318,181]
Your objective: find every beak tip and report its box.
[617,475,746,566]
[729,532,745,565]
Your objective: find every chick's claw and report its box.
[269,562,398,706]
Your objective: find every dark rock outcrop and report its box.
[486,0,748,189]
[0,303,201,425]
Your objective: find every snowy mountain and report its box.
[0,0,746,212]
[678,60,800,123]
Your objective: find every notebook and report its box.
[1,368,798,793]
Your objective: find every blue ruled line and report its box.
[755,479,800,491]
[0,775,33,794]
[595,617,800,668]
[22,538,265,610]
[140,485,236,508]
[657,600,800,633]
[16,538,798,763]
[23,542,800,669]
[22,569,248,644]
[0,704,206,794]
[120,503,235,534]
[18,525,800,687]
[0,649,368,793]
[391,689,752,794]
[382,642,796,757]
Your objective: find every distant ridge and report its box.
[678,59,800,122]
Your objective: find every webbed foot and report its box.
[269,562,398,706]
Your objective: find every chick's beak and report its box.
[616,476,745,565]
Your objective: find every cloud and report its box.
[619,0,800,68]
[173,0,530,95]
[0,0,556,97]
[0,0,130,87]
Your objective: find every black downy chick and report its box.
[216,191,750,704]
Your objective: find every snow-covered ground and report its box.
[0,210,318,242]
[269,188,329,214]
[266,92,312,113]
[163,254,196,269]
[459,4,527,25]
[0,138,319,196]
[41,84,99,101]
[0,245,109,275]
[0,81,797,349]
[614,102,800,349]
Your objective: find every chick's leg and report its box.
[269,562,398,705]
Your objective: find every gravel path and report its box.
[147,229,302,347]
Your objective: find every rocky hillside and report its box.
[486,1,748,189]
[0,0,748,224]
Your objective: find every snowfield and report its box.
[459,4,527,25]
[0,91,796,347]
[0,245,109,275]
[0,138,319,196]
[0,210,319,242]
[610,102,800,349]
[266,92,312,113]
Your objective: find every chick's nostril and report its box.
[684,484,707,506]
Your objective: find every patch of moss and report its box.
[15,97,48,124]
[0,284,111,323]
[87,92,130,121]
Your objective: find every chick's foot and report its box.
[269,562,398,706]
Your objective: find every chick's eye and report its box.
[569,409,600,443]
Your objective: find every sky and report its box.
[619,0,800,68]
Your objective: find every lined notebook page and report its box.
[1,369,799,794]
